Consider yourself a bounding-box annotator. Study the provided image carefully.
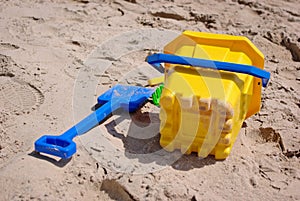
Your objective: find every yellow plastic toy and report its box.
[147,31,270,159]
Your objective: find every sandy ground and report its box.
[0,0,299,200]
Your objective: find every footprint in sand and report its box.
[0,77,44,113]
[0,55,44,113]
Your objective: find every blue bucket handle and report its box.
[147,53,270,87]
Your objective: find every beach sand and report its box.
[0,0,299,200]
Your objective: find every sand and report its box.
[0,0,299,200]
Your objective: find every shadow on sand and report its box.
[103,109,217,171]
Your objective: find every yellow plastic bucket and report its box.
[152,31,268,159]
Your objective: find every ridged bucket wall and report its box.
[159,31,265,159]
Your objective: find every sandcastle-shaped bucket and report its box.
[147,31,270,159]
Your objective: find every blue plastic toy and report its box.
[34,84,155,158]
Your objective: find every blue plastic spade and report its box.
[34,84,155,159]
